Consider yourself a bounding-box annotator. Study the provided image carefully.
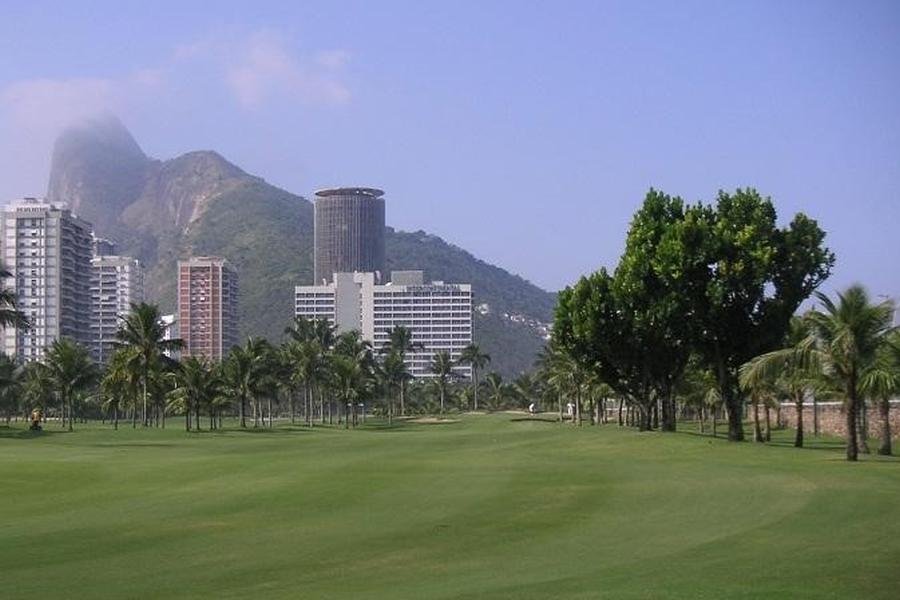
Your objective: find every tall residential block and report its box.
[295,271,472,378]
[1,198,93,362]
[313,187,385,284]
[177,257,238,361]
[90,255,144,364]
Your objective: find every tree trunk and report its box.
[698,404,705,434]
[400,381,406,416]
[846,380,859,461]
[113,405,119,431]
[753,396,762,442]
[239,394,246,428]
[186,404,191,432]
[712,405,718,438]
[617,397,623,426]
[794,396,804,448]
[473,369,479,411]
[878,397,892,456]
[813,396,819,436]
[196,403,201,432]
[764,404,771,442]
[858,400,870,454]
[440,386,445,415]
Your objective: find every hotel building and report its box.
[295,270,472,378]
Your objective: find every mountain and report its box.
[46,117,555,377]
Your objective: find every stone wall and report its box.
[778,400,900,440]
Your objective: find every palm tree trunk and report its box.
[113,404,118,431]
[712,405,718,437]
[813,396,820,436]
[186,403,191,431]
[400,381,406,416]
[617,397,624,426]
[268,397,273,428]
[239,394,246,428]
[794,395,804,448]
[67,393,73,432]
[440,387,445,415]
[473,370,479,411]
[142,373,148,427]
[878,397,892,456]
[764,404,772,442]
[753,396,762,442]
[858,400,871,454]
[846,381,859,461]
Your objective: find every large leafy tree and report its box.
[675,190,833,440]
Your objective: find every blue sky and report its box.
[1,1,898,297]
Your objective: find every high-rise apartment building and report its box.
[295,271,472,378]
[90,255,144,364]
[177,257,238,361]
[1,198,93,362]
[313,187,385,284]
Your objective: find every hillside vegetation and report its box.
[46,117,555,375]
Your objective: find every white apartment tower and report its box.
[295,271,473,378]
[1,198,93,362]
[90,255,144,363]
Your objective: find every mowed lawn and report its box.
[1,415,898,599]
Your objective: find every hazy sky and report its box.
[1,1,898,297]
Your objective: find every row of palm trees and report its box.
[0,289,523,428]
[740,285,898,460]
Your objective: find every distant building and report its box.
[1,198,93,362]
[313,187,385,285]
[177,257,238,361]
[91,236,117,257]
[90,255,143,364]
[295,270,472,378]
[160,313,181,361]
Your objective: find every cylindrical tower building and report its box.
[313,187,386,284]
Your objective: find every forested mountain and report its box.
[46,116,555,376]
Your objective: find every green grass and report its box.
[1,415,898,599]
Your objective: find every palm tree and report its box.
[43,338,97,431]
[804,286,895,461]
[116,303,182,426]
[483,372,513,411]
[459,343,491,411]
[429,351,456,414]
[381,326,420,416]
[170,356,219,431]
[860,330,900,456]
[330,355,365,428]
[740,317,822,448]
[222,338,270,428]
[0,354,21,423]
[101,348,139,430]
[380,350,409,425]
[0,261,29,330]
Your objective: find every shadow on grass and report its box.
[0,427,67,440]
[510,417,559,424]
